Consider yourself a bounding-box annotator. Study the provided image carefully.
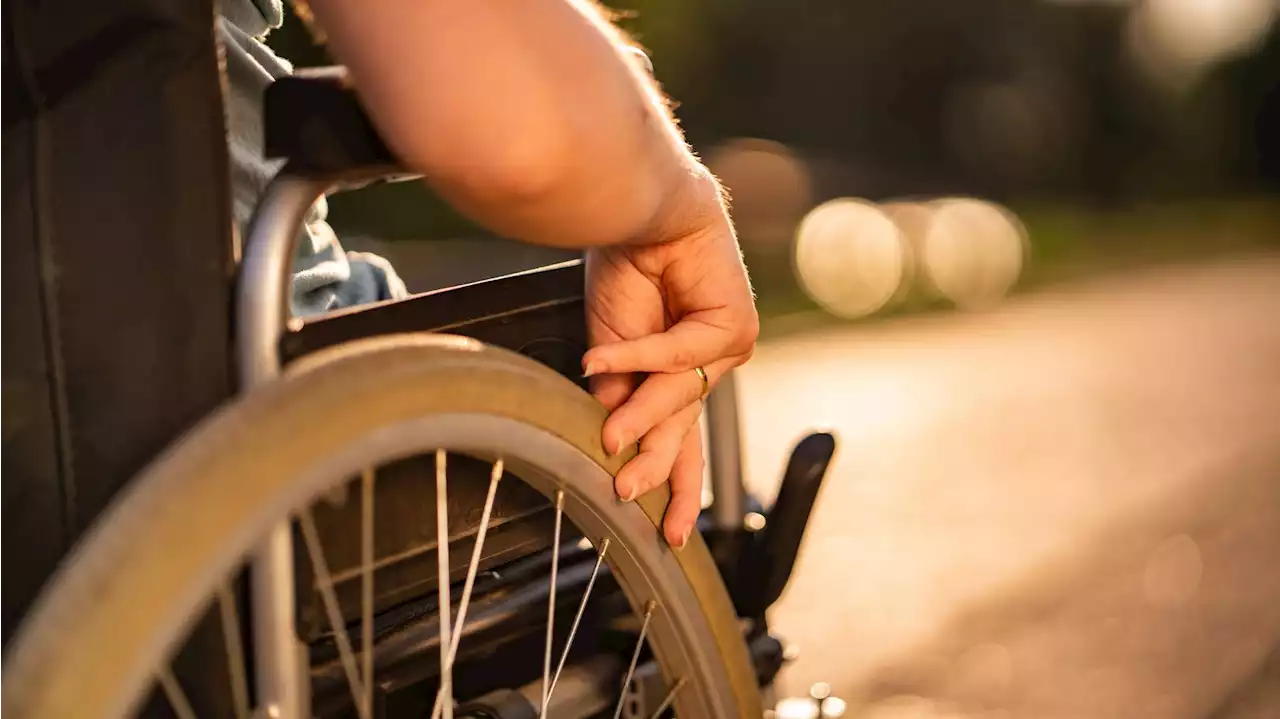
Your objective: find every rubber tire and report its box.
[2,334,761,719]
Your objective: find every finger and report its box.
[590,371,637,413]
[614,402,701,502]
[583,319,740,376]
[664,421,705,549]
[601,358,733,455]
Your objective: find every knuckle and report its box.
[637,424,670,453]
[684,377,705,404]
[727,311,760,358]
[669,345,696,370]
[645,464,674,492]
[729,336,756,362]
[741,310,761,344]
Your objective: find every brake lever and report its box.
[733,432,837,619]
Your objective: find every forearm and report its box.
[304,0,725,247]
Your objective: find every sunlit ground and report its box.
[738,253,1280,718]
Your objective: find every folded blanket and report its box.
[219,0,408,318]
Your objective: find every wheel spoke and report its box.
[299,509,368,719]
[360,468,376,719]
[215,583,251,719]
[157,666,198,719]
[647,676,687,719]
[435,450,454,719]
[611,602,656,719]
[547,537,610,702]
[429,459,504,719]
[540,490,565,718]
[448,458,503,663]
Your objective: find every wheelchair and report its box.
[2,4,835,717]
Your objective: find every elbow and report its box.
[379,83,665,247]
[398,120,661,248]
[395,114,574,209]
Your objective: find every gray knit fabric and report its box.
[218,0,407,317]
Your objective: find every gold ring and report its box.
[694,366,710,400]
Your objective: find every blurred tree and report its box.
[1204,22,1280,191]
[266,0,1278,240]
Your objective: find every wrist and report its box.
[642,159,732,246]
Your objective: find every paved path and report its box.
[737,255,1280,718]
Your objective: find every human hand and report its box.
[583,207,757,549]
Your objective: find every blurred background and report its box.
[273,2,1280,717]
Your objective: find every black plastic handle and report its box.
[734,431,837,619]
[264,67,404,179]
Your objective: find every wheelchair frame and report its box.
[238,169,752,718]
[2,6,834,703]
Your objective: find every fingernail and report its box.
[582,361,600,378]
[610,434,630,456]
[620,484,637,502]
[675,526,692,550]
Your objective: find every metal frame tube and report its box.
[237,175,329,386]
[705,371,746,532]
[237,174,330,719]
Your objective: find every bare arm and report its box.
[303,0,724,248]
[302,0,756,547]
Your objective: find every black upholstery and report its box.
[3,2,240,714]
[2,0,237,643]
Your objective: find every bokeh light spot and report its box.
[1128,0,1278,86]
[921,198,1026,309]
[794,198,907,319]
[707,138,813,250]
[880,200,933,303]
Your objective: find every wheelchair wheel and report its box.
[2,334,761,719]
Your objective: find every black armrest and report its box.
[263,66,405,179]
[280,259,589,390]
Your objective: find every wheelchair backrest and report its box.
[2,0,236,641]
